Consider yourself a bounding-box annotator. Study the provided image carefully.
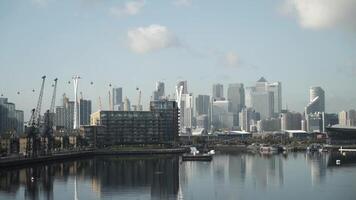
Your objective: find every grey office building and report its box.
[195,95,210,116]
[0,98,24,135]
[112,87,123,111]
[80,99,92,125]
[212,83,224,100]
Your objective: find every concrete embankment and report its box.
[0,148,187,168]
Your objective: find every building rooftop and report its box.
[257,77,267,82]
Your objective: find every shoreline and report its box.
[0,148,186,168]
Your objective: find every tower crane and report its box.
[26,75,46,157]
[29,75,46,126]
[43,78,58,155]
[50,78,58,114]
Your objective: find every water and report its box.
[0,152,355,200]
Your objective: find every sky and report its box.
[0,0,356,119]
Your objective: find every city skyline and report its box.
[1,0,356,118]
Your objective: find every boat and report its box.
[307,143,324,152]
[182,147,213,161]
[259,145,278,154]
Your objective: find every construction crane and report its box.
[42,78,58,155]
[29,75,46,126]
[26,75,46,158]
[50,78,58,113]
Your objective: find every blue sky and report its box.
[1,0,356,118]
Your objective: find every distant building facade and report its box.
[0,98,24,135]
[90,100,179,146]
[112,87,123,111]
[79,99,92,126]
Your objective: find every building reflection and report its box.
[0,155,179,200]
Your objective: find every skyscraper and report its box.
[112,87,123,111]
[177,80,188,94]
[280,111,302,130]
[245,77,281,119]
[227,83,245,126]
[80,99,92,126]
[227,83,245,112]
[212,83,224,100]
[153,81,165,100]
[123,96,131,111]
[267,82,282,114]
[305,87,325,114]
[0,97,24,135]
[195,95,210,116]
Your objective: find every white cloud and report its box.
[220,51,241,68]
[282,0,356,30]
[173,0,192,7]
[110,0,145,17]
[127,24,180,54]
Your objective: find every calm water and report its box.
[0,152,356,200]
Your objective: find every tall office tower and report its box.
[183,94,194,129]
[195,95,210,116]
[239,107,258,132]
[212,100,233,129]
[212,83,224,100]
[338,111,348,126]
[251,91,274,120]
[227,83,245,126]
[0,97,24,135]
[305,87,325,114]
[80,99,92,126]
[72,75,80,130]
[246,77,281,119]
[153,81,165,100]
[112,87,123,111]
[156,81,165,98]
[123,96,131,111]
[280,111,302,130]
[348,109,356,126]
[14,110,24,134]
[267,82,282,114]
[338,109,356,127]
[245,86,254,108]
[177,80,188,94]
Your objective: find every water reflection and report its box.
[0,155,179,200]
[0,152,356,200]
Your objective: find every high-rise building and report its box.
[338,111,348,126]
[177,80,188,94]
[0,97,24,135]
[251,91,274,120]
[195,95,210,116]
[227,83,245,113]
[212,83,224,100]
[306,112,325,132]
[305,87,325,114]
[80,99,92,126]
[153,81,165,101]
[267,82,282,114]
[338,109,356,127]
[239,107,259,132]
[227,83,245,126]
[123,97,131,111]
[212,100,233,129]
[245,77,281,119]
[112,87,123,111]
[54,94,74,131]
[182,93,194,129]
